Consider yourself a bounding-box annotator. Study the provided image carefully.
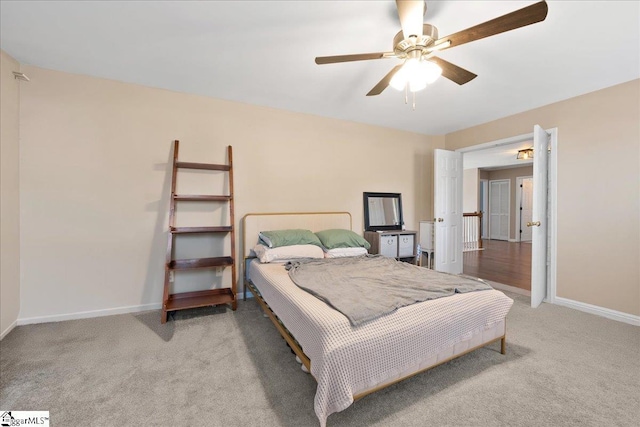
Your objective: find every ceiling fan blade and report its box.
[435,1,548,50]
[315,52,392,65]
[366,65,404,96]
[396,0,425,40]
[429,57,477,85]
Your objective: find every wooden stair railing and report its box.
[463,212,483,251]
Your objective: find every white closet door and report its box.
[489,180,510,240]
[480,180,489,239]
[489,182,500,239]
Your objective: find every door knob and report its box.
[436,218,444,222]
[526,221,541,227]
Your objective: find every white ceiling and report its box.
[1,1,638,135]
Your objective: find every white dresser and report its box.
[364,230,417,263]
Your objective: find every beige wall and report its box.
[11,64,640,321]
[485,166,534,240]
[463,168,479,213]
[18,65,444,320]
[1,51,21,337]
[446,79,640,316]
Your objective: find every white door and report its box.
[489,180,510,240]
[520,177,534,241]
[434,149,463,274]
[531,125,549,308]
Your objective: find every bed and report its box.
[242,212,513,426]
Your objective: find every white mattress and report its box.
[248,260,513,426]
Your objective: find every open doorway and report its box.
[457,129,557,304]
[463,240,532,293]
[463,165,534,294]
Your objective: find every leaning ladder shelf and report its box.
[161,140,237,323]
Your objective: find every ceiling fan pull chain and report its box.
[412,91,416,110]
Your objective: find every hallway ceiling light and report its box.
[517,148,534,160]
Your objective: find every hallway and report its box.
[463,240,531,291]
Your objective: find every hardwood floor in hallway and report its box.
[463,239,531,291]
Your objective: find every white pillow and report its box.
[253,244,324,263]
[324,247,368,258]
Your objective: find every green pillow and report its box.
[258,229,322,248]
[315,229,371,250]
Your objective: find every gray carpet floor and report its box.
[1,293,639,426]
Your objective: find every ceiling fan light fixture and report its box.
[421,60,442,84]
[409,78,427,92]
[389,66,408,91]
[390,58,442,93]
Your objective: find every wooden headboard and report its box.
[242,211,352,258]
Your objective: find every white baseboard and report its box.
[17,303,162,326]
[1,320,17,340]
[554,297,640,326]
[16,294,257,326]
[11,294,637,329]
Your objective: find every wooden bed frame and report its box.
[242,211,506,402]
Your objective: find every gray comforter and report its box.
[286,255,492,326]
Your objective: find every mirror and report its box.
[363,192,404,231]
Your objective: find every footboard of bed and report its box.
[353,332,507,401]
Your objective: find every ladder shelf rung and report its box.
[170,226,232,234]
[176,162,230,171]
[165,288,235,312]
[173,195,231,202]
[168,256,233,270]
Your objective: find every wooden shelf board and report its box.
[170,226,232,234]
[173,195,231,202]
[176,161,230,171]
[166,288,235,311]
[169,256,234,270]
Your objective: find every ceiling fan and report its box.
[315,1,548,99]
